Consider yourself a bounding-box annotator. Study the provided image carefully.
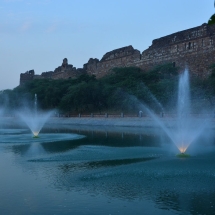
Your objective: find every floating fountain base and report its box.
[33,135,39,138]
[176,153,190,158]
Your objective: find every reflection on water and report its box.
[0,126,215,215]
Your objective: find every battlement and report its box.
[20,59,87,85]
[20,23,215,85]
[151,23,210,48]
[139,23,215,77]
[100,45,140,62]
[85,45,141,77]
[20,70,35,85]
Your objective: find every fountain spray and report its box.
[18,94,53,138]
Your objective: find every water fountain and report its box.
[173,69,209,155]
[140,69,208,156]
[18,94,53,138]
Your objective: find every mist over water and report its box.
[17,109,53,137]
[173,69,209,153]
[17,94,53,137]
[0,108,5,128]
[139,82,164,112]
[0,107,4,118]
[173,69,208,153]
[0,70,214,215]
[139,69,209,154]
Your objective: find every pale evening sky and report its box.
[0,0,214,90]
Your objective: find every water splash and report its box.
[18,110,53,137]
[139,69,208,154]
[173,69,208,153]
[17,94,53,137]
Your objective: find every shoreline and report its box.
[2,116,215,129]
[46,116,215,128]
[44,116,215,135]
[1,116,215,135]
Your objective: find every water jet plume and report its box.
[138,69,208,155]
[17,110,53,137]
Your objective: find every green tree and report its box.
[208,1,215,25]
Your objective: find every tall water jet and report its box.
[172,69,208,154]
[34,94,37,116]
[18,94,53,138]
[176,70,191,153]
[139,69,207,155]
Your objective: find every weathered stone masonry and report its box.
[84,45,141,78]
[20,58,86,85]
[137,23,215,77]
[20,23,215,85]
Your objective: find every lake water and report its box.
[0,125,215,215]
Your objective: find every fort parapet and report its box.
[84,45,141,78]
[20,23,215,85]
[20,58,86,85]
[20,70,35,85]
[138,23,215,77]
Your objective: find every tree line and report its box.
[0,63,215,115]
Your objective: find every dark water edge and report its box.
[0,125,215,215]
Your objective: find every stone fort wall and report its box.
[137,23,215,77]
[20,23,215,85]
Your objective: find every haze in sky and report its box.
[0,0,214,90]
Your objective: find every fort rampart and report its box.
[20,23,215,85]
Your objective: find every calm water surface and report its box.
[0,126,215,215]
